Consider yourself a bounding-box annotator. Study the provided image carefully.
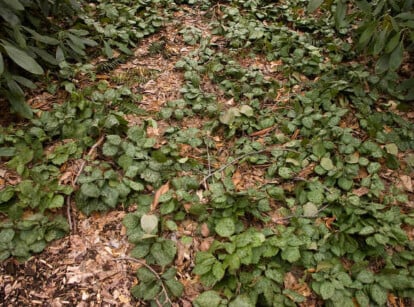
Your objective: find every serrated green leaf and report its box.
[165,278,184,297]
[80,183,101,198]
[194,291,222,307]
[320,281,335,299]
[359,226,375,235]
[1,41,43,75]
[229,294,254,307]
[137,267,157,283]
[303,202,319,217]
[0,229,15,243]
[140,214,159,234]
[281,246,300,263]
[215,218,235,237]
[356,270,374,283]
[150,239,176,266]
[370,284,387,305]
[278,166,293,179]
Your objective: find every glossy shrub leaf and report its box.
[1,41,43,75]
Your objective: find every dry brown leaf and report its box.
[199,237,214,251]
[323,216,336,230]
[298,163,316,179]
[400,175,413,192]
[249,126,275,137]
[200,223,210,237]
[151,181,170,212]
[283,272,297,289]
[232,170,242,189]
[352,186,370,197]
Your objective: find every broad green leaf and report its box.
[0,147,16,157]
[307,190,324,204]
[4,0,24,10]
[48,195,64,209]
[338,178,353,191]
[240,105,254,117]
[150,240,176,266]
[312,142,326,158]
[212,261,225,280]
[356,270,374,283]
[219,107,240,125]
[0,229,15,243]
[307,0,324,12]
[385,32,401,53]
[320,281,335,299]
[80,183,101,198]
[320,157,334,170]
[165,278,184,297]
[6,81,33,118]
[389,41,404,71]
[137,267,157,283]
[370,284,387,305]
[385,143,398,155]
[23,27,59,45]
[194,291,222,307]
[355,290,370,307]
[358,22,376,47]
[359,225,375,235]
[0,52,4,75]
[278,166,293,179]
[373,29,388,55]
[140,214,159,234]
[303,202,318,217]
[281,246,300,263]
[229,294,254,307]
[215,218,235,237]
[375,54,390,74]
[1,41,43,75]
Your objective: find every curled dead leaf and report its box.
[400,175,413,192]
[200,223,210,237]
[151,181,169,212]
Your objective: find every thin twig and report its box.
[117,256,174,306]
[73,135,105,186]
[66,135,105,232]
[203,141,212,189]
[273,203,331,223]
[66,196,73,231]
[200,149,266,184]
[200,147,299,184]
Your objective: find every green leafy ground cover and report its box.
[1,0,414,305]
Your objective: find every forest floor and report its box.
[1,2,414,307]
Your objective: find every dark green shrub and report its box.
[0,0,96,118]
